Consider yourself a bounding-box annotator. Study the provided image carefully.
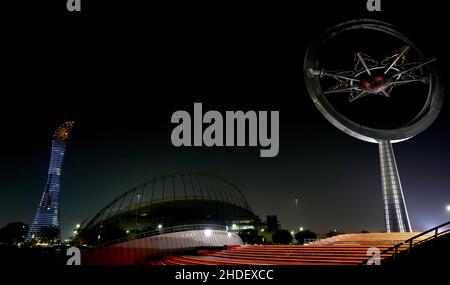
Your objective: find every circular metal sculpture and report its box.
[304,19,444,232]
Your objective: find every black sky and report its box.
[1,1,449,238]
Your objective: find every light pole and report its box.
[293,197,300,231]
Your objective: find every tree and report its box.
[259,231,273,244]
[102,225,126,242]
[0,222,29,246]
[76,227,94,245]
[272,229,292,244]
[325,230,345,238]
[238,229,263,244]
[294,229,317,245]
[39,226,60,244]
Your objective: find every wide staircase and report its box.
[146,222,450,265]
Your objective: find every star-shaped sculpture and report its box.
[308,46,435,102]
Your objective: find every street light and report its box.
[446,205,450,212]
[299,227,304,232]
[76,224,81,229]
[158,224,162,229]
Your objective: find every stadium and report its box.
[78,172,258,264]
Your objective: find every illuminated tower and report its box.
[27,121,75,242]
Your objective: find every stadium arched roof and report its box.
[82,171,254,229]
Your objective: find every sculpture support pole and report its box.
[378,140,412,232]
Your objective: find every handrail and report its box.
[411,228,450,248]
[89,223,228,249]
[361,220,450,265]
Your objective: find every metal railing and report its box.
[361,220,450,265]
[92,224,228,249]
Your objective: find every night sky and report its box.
[1,1,449,238]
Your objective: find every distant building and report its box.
[27,121,75,242]
[266,215,280,232]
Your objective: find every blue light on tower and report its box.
[26,121,74,242]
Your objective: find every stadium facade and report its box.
[27,121,75,242]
